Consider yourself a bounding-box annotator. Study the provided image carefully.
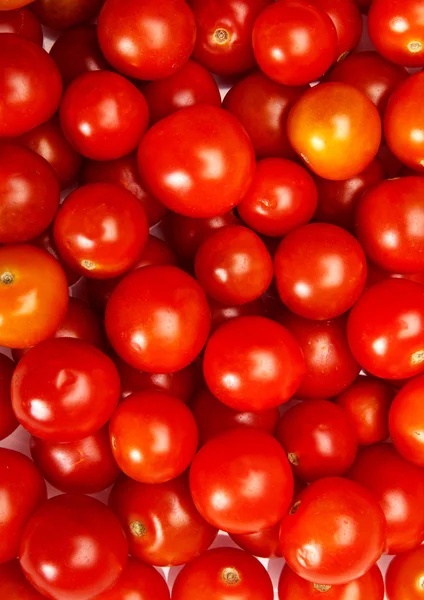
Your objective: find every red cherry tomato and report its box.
[310,0,362,58]
[386,546,424,600]
[105,265,211,373]
[172,547,274,600]
[190,428,294,534]
[230,521,282,559]
[54,183,149,279]
[0,0,35,8]
[95,558,170,600]
[209,296,266,332]
[0,354,18,441]
[0,34,62,137]
[349,443,424,555]
[30,226,80,287]
[280,477,386,585]
[0,7,42,44]
[109,473,217,566]
[0,449,46,564]
[31,0,104,29]
[347,279,424,379]
[98,0,196,80]
[0,245,69,349]
[287,83,381,180]
[12,338,120,441]
[0,560,45,600]
[138,105,255,218]
[20,494,128,600]
[203,316,305,411]
[389,374,424,467]
[252,0,337,86]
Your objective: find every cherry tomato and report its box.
[20,494,128,600]
[223,71,307,160]
[0,560,45,599]
[335,377,394,446]
[172,547,274,600]
[105,266,211,373]
[11,338,120,441]
[30,226,80,287]
[109,390,198,484]
[347,279,424,379]
[349,443,424,555]
[386,546,424,600]
[109,473,218,566]
[208,296,266,332]
[190,428,294,534]
[0,449,46,564]
[98,0,196,80]
[203,316,305,411]
[31,0,104,29]
[0,245,68,349]
[280,477,386,585]
[0,7,42,44]
[310,0,362,58]
[142,60,221,125]
[230,521,282,559]
[0,34,62,137]
[95,558,170,600]
[252,0,337,86]
[287,83,381,180]
[0,0,35,8]
[54,183,148,279]
[138,105,255,218]
[0,354,18,441]
[389,374,424,467]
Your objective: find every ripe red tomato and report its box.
[138,105,255,218]
[389,374,424,467]
[190,428,294,534]
[0,245,68,349]
[105,265,211,373]
[12,338,120,441]
[223,71,307,159]
[230,521,282,559]
[280,477,386,585]
[95,558,170,600]
[335,377,394,446]
[109,390,198,484]
[30,426,120,494]
[0,449,46,564]
[203,316,305,411]
[0,560,45,600]
[386,546,424,600]
[109,473,217,566]
[98,0,196,80]
[0,0,35,8]
[0,354,18,441]
[0,7,42,44]
[347,279,424,379]
[31,0,104,28]
[349,443,424,555]
[310,0,362,58]
[30,226,79,287]
[208,296,266,332]
[287,83,381,180]
[172,547,274,600]
[20,494,128,600]
[0,34,62,137]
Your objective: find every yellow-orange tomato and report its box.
[287,83,381,180]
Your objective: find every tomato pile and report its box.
[1,0,424,598]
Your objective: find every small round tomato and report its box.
[190,428,294,534]
[0,7,42,44]
[280,477,386,585]
[98,0,196,80]
[311,0,362,58]
[54,183,148,279]
[349,443,424,555]
[237,158,318,237]
[203,316,305,411]
[0,0,36,9]
[0,354,18,441]
[386,546,424,600]
[0,560,45,599]
[0,34,62,137]
[20,494,128,600]
[31,0,103,28]
[230,521,282,559]
[60,71,149,161]
[208,296,266,332]
[0,245,68,349]
[389,374,424,467]
[109,473,217,566]
[138,105,255,218]
[347,279,424,379]
[172,547,274,600]
[105,265,211,373]
[287,83,381,180]
[95,558,170,600]
[12,338,120,441]
[30,226,80,287]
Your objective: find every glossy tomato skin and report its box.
[190,428,294,534]
[30,426,120,494]
[172,547,274,600]
[274,223,367,320]
[20,494,128,600]
[203,316,305,411]
[230,521,282,559]
[138,106,255,218]
[0,35,62,137]
[347,279,424,379]
[105,266,211,373]
[94,558,170,600]
[349,443,424,555]
[280,477,387,585]
[389,374,424,467]
[98,0,196,80]
[54,183,148,279]
[288,83,381,180]
[311,0,362,58]
[109,473,218,566]
[0,7,42,44]
[0,560,45,599]
[0,245,69,349]
[0,354,18,441]
[12,338,120,442]
[31,0,104,28]
[60,71,149,161]
[386,546,424,600]
[223,71,307,160]
[0,0,36,9]
[30,226,80,287]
